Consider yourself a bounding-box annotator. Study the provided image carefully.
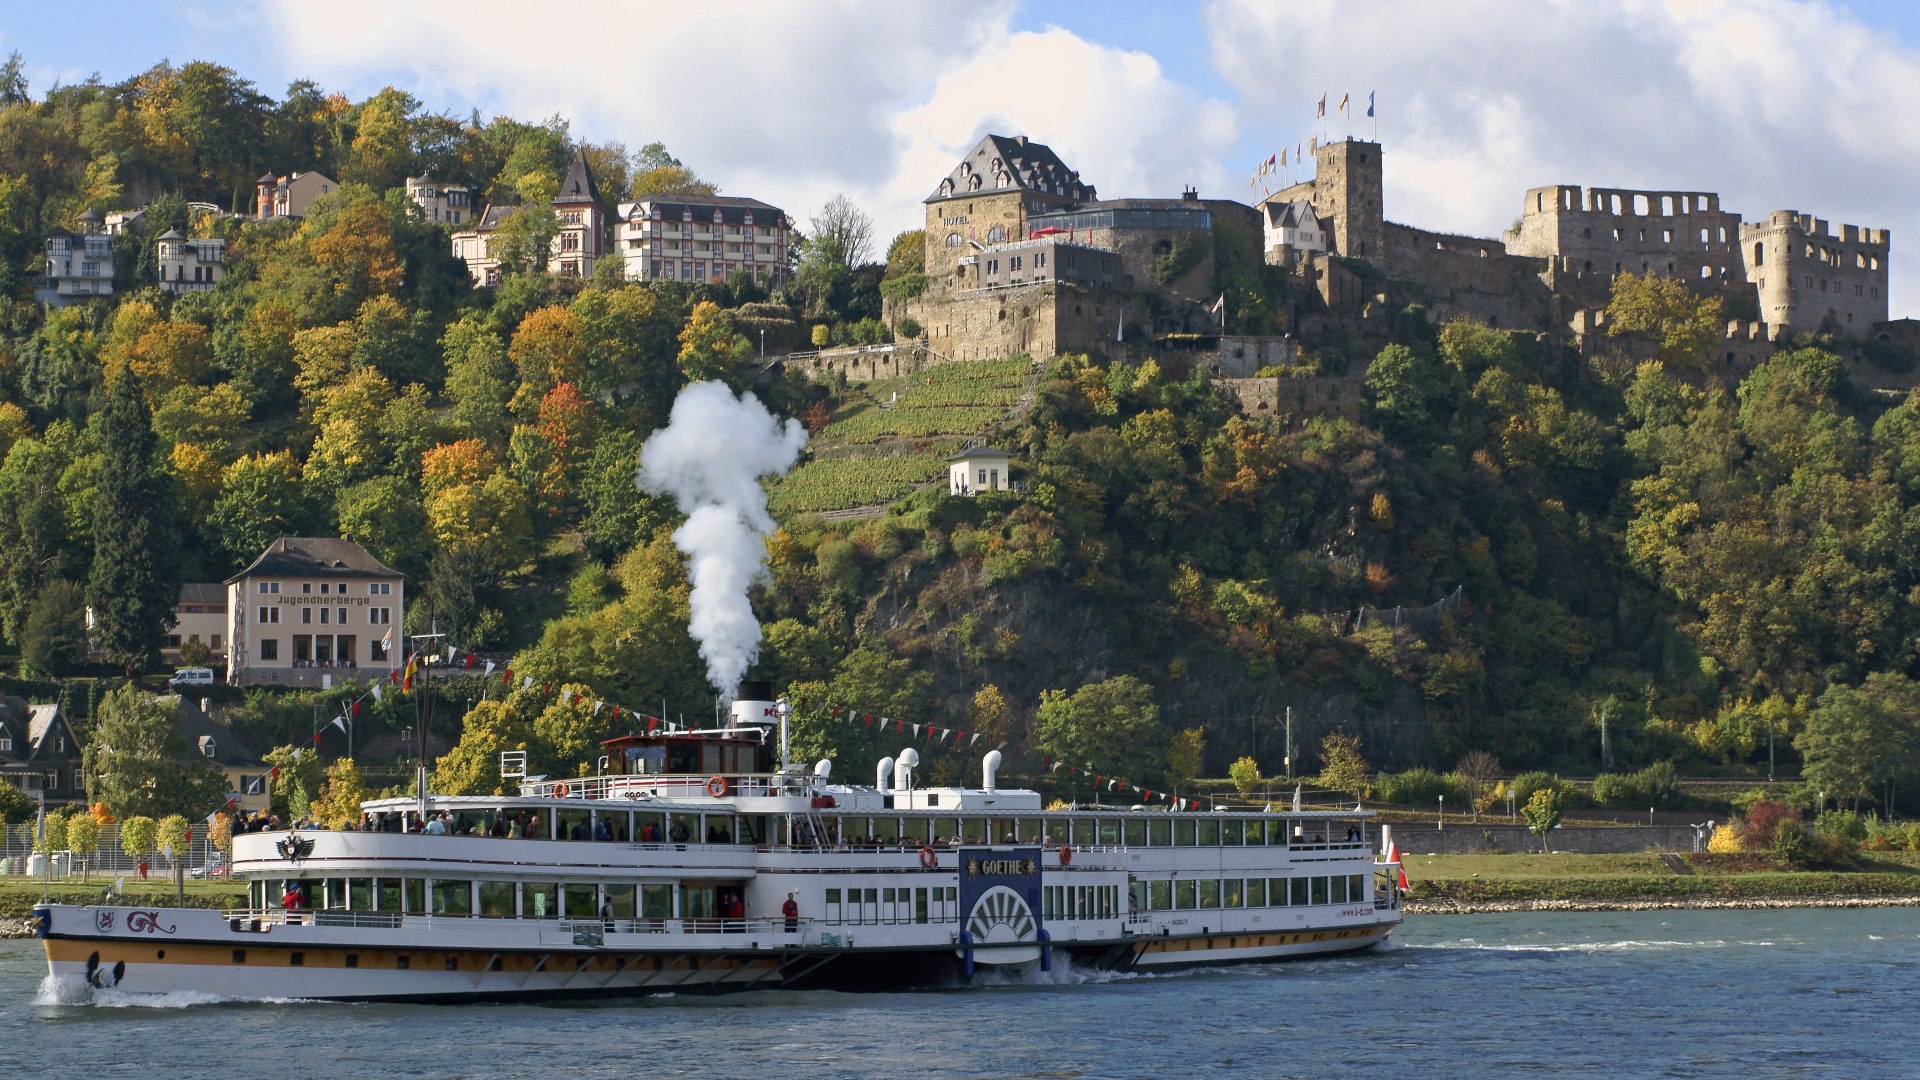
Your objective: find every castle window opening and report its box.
[1856,284,1863,297]
[1873,287,1880,298]
[1638,229,1647,242]
[1700,228,1709,243]
[1663,229,1673,243]
[1719,227,1728,242]
[1753,242,1764,266]
[1804,276,1812,288]
[1857,252,1867,268]
[1584,260,1593,274]
[1583,228,1592,239]
[947,233,963,247]
[1662,196,1674,214]
[1634,194,1650,215]
[1700,265,1712,279]
[1612,228,1622,242]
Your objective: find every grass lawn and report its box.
[0,877,248,918]
[1402,850,1920,905]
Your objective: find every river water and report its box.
[2,907,1915,1079]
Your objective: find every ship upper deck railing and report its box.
[220,908,814,940]
[518,772,815,801]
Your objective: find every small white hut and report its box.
[947,445,1012,496]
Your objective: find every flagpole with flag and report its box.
[1369,89,1377,141]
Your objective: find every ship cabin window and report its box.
[670,813,697,843]
[1198,879,1220,908]
[523,882,559,918]
[1148,818,1171,846]
[556,808,591,840]
[1124,819,1147,846]
[1149,879,1172,910]
[1197,818,1220,845]
[406,878,427,913]
[873,815,901,847]
[1269,878,1289,905]
[1219,819,1242,845]
[1174,818,1198,846]
[1291,878,1311,905]
[1098,818,1120,845]
[1310,878,1330,905]
[431,879,472,915]
[601,884,636,920]
[1174,879,1197,909]
[478,881,515,917]
[564,883,597,917]
[377,878,403,913]
[635,811,666,842]
[641,883,674,923]
[1045,817,1069,845]
[824,888,842,923]
[961,817,989,844]
[1223,879,1246,907]
[1246,819,1268,846]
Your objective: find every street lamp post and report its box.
[1437,795,1444,830]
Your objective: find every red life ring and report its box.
[705,775,729,798]
[1058,845,1072,865]
[919,845,938,869]
[553,781,570,798]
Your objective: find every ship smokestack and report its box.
[982,749,1002,793]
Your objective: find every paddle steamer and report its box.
[34,688,1402,1001]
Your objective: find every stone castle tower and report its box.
[1741,211,1889,337]
[1312,139,1385,260]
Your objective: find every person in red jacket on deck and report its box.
[783,892,800,933]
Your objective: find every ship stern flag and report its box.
[1367,90,1375,118]
[1386,840,1409,891]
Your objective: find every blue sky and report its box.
[3,1,1916,312]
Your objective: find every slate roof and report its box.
[619,195,786,228]
[945,445,1012,461]
[927,134,1097,204]
[225,537,404,584]
[179,582,226,605]
[174,698,264,769]
[551,151,602,206]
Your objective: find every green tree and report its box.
[1165,726,1207,794]
[1521,786,1564,853]
[264,744,325,819]
[1798,673,1920,813]
[118,814,157,866]
[1313,732,1372,800]
[20,578,87,678]
[86,373,181,675]
[65,813,100,881]
[154,813,190,872]
[809,194,874,268]
[1034,675,1161,782]
[209,451,307,570]
[1229,756,1263,797]
[0,434,77,641]
[82,684,227,819]
[0,782,34,824]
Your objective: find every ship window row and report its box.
[1135,874,1368,911]
[1041,884,1120,920]
[811,814,1364,849]
[386,808,1365,850]
[262,876,756,924]
[821,886,957,925]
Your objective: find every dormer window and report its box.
[199,736,217,758]
[968,175,982,191]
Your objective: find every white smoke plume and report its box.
[639,381,808,698]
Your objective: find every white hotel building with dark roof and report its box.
[224,537,406,688]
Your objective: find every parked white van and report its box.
[169,667,216,688]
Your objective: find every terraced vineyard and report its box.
[771,358,1035,515]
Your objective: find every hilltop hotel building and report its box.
[224,538,405,688]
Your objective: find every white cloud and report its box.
[1205,0,1920,313]
[260,2,1235,250]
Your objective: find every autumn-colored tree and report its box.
[1229,756,1263,797]
[965,685,1020,748]
[508,305,585,411]
[421,439,499,494]
[434,700,535,796]
[677,301,752,386]
[309,200,404,302]
[310,757,368,828]
[1606,271,1723,375]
